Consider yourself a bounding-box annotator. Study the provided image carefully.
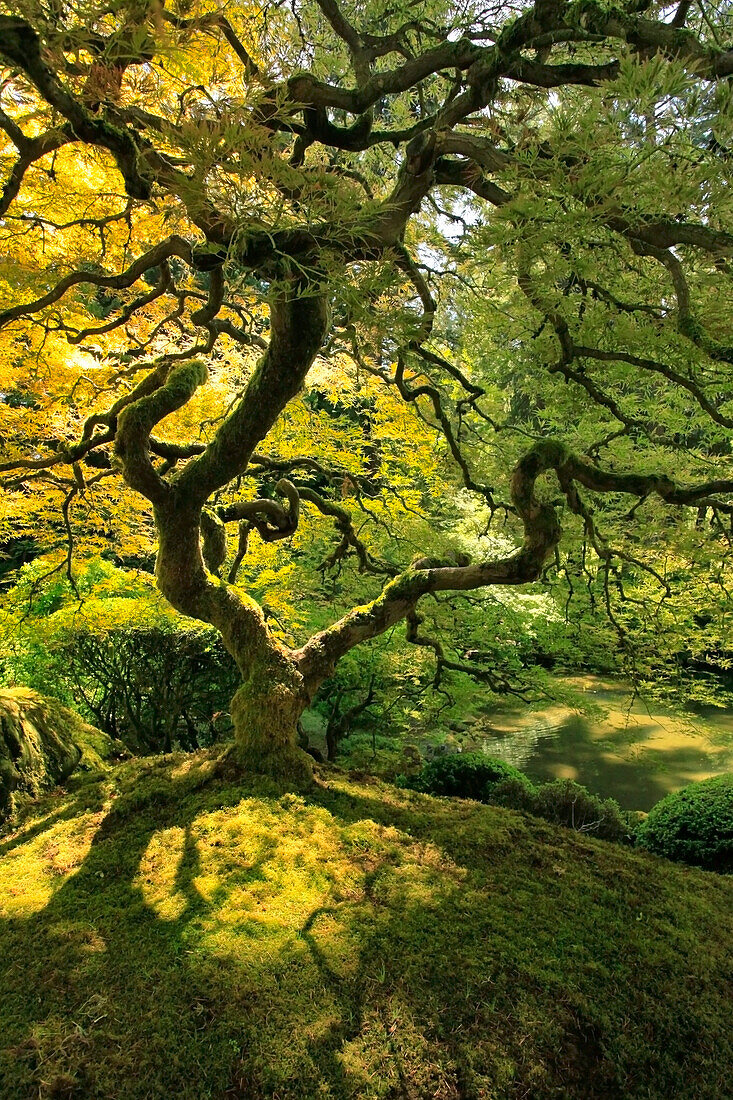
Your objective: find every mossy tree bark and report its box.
[104,143,447,776]
[112,283,330,777]
[112,283,570,776]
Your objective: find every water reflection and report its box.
[467,678,733,811]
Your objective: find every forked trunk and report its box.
[152,500,316,778]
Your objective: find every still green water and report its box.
[467,677,733,811]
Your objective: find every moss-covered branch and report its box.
[173,285,329,508]
[294,441,733,691]
[115,359,208,504]
[294,440,565,689]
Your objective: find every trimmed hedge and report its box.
[398,755,733,862]
[636,774,733,873]
[488,775,538,814]
[397,753,531,800]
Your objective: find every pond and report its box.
[462,677,733,811]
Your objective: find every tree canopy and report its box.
[1,0,732,773]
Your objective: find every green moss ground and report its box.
[0,751,732,1099]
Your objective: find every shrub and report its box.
[531,779,632,843]
[636,775,733,873]
[397,755,636,847]
[487,775,538,813]
[1,558,239,754]
[398,752,529,800]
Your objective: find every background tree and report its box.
[0,0,732,775]
[1,559,240,753]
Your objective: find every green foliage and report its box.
[545,549,733,711]
[399,753,635,844]
[530,779,634,844]
[636,775,733,873]
[0,0,732,777]
[487,775,539,814]
[0,559,239,753]
[397,752,530,800]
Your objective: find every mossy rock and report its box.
[0,688,120,819]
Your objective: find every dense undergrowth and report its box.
[397,754,641,846]
[1,751,732,1100]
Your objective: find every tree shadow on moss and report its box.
[0,757,252,1098]
[304,779,733,1100]
[0,763,731,1100]
[0,774,112,858]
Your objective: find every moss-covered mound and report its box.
[0,688,120,819]
[0,752,732,1099]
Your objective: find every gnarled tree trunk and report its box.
[112,283,330,777]
[229,650,311,780]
